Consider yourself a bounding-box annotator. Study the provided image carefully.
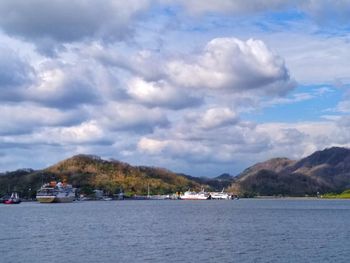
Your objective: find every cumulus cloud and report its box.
[167,38,295,95]
[126,77,202,109]
[0,0,150,54]
[185,107,239,130]
[38,121,107,145]
[25,62,103,108]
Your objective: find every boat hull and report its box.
[36,196,56,203]
[211,194,230,200]
[3,200,21,204]
[180,197,209,200]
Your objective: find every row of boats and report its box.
[2,181,75,204]
[2,181,237,204]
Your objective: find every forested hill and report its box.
[228,147,350,197]
[0,154,223,198]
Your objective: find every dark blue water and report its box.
[1,199,350,263]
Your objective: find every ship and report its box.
[179,189,210,200]
[36,181,75,203]
[210,190,230,200]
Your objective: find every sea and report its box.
[1,199,350,263]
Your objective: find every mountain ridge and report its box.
[1,147,350,198]
[228,147,350,196]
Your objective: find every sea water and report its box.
[1,199,350,263]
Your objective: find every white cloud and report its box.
[0,120,106,146]
[166,37,295,95]
[39,121,105,145]
[26,63,101,108]
[138,138,168,155]
[256,120,350,158]
[266,33,350,84]
[126,77,201,109]
[196,107,239,129]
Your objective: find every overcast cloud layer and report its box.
[0,0,349,176]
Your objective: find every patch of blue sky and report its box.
[244,84,343,123]
[253,9,307,32]
[313,26,350,39]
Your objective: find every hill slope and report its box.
[229,147,350,196]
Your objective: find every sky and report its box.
[0,0,350,177]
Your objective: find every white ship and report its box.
[180,189,210,200]
[36,181,75,203]
[210,189,230,200]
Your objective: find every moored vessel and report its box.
[36,181,75,203]
[210,189,230,200]
[180,189,210,200]
[3,192,21,204]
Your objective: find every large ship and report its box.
[179,189,210,200]
[36,181,75,203]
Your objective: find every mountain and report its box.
[215,173,234,181]
[229,147,350,197]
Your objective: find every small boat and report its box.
[180,189,210,200]
[3,192,21,204]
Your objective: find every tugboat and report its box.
[3,192,21,204]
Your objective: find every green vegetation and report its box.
[323,190,350,199]
[0,155,207,198]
